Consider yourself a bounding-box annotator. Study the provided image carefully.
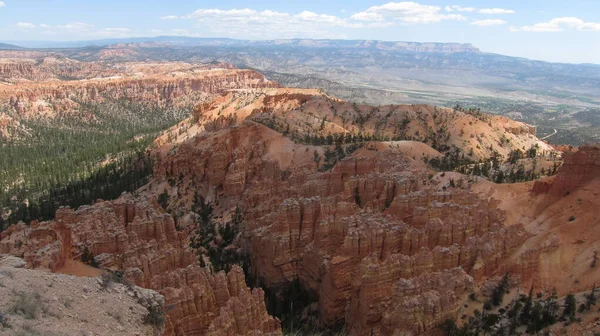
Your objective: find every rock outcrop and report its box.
[0,197,281,336]
[2,68,277,117]
[533,145,600,196]
[148,89,546,335]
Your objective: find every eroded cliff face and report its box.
[0,196,281,336]
[1,69,277,118]
[506,145,600,296]
[0,58,278,141]
[533,145,600,196]
[141,89,553,335]
[0,88,565,335]
[153,117,532,334]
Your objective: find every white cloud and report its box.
[184,7,390,39]
[352,2,466,24]
[470,19,506,26]
[160,15,179,20]
[296,11,345,25]
[39,23,49,28]
[102,28,130,32]
[351,11,385,22]
[445,5,475,12]
[479,8,515,14]
[0,2,4,7]
[512,17,600,32]
[149,29,162,34]
[171,3,475,39]
[58,22,94,31]
[16,22,36,28]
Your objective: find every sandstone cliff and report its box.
[148,88,548,334]
[464,143,600,303]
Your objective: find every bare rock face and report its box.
[151,89,539,335]
[0,63,34,77]
[533,145,600,197]
[0,88,556,335]
[0,197,281,336]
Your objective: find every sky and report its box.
[1,0,599,64]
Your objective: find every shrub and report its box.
[10,292,42,319]
[99,270,133,290]
[563,294,577,322]
[157,190,169,210]
[0,312,9,328]
[483,301,493,311]
[81,246,99,268]
[144,305,165,328]
[491,273,511,306]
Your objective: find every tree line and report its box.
[0,98,189,231]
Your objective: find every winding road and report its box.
[540,129,557,140]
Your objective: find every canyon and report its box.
[3,84,599,335]
[0,41,599,335]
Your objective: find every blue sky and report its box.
[1,0,599,64]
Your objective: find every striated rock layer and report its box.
[0,196,281,336]
[533,145,600,196]
[148,89,546,335]
[2,68,277,117]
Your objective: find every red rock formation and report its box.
[2,69,278,117]
[1,88,556,335]
[0,196,281,336]
[0,63,34,77]
[151,90,537,334]
[533,145,600,197]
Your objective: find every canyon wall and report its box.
[533,145,600,196]
[2,69,278,117]
[154,112,532,334]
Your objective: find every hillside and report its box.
[12,39,594,146]
[0,255,164,336]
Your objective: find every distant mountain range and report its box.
[1,36,481,53]
[0,42,24,50]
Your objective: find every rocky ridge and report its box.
[150,88,554,334]
[1,68,277,118]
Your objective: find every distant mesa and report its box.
[0,42,25,50]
